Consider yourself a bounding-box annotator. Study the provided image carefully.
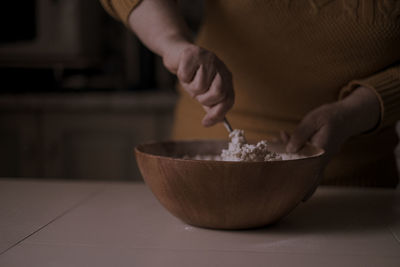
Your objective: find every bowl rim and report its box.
[134,139,325,164]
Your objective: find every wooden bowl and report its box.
[135,140,324,230]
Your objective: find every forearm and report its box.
[127,0,234,126]
[128,0,193,73]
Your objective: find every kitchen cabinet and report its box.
[0,92,175,181]
[42,112,164,181]
[0,113,41,177]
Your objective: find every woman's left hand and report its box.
[283,86,381,200]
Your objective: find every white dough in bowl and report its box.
[185,129,304,162]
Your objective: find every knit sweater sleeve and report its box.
[339,64,400,130]
[99,0,142,23]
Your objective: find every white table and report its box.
[0,178,399,266]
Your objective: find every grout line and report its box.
[0,188,105,256]
[16,241,400,258]
[389,227,400,245]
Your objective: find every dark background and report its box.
[0,0,203,181]
[0,0,203,92]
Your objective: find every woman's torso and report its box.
[172,0,400,186]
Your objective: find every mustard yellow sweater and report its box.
[101,0,400,187]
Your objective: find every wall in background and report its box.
[0,93,176,181]
[0,0,206,180]
[0,0,203,93]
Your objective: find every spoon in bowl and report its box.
[223,117,233,133]
[223,117,248,143]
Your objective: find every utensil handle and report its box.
[223,117,233,133]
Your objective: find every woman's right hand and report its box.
[127,0,234,127]
[163,43,235,127]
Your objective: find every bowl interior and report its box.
[135,139,324,160]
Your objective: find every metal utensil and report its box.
[223,117,233,133]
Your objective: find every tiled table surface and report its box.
[0,178,399,267]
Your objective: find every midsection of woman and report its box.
[172,0,400,187]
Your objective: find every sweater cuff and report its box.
[100,0,143,24]
[339,65,400,130]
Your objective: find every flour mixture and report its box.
[186,129,304,162]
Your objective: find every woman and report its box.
[101,0,400,189]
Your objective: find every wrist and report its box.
[160,35,193,74]
[339,86,381,136]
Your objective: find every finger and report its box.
[177,54,199,83]
[192,64,218,97]
[310,127,330,150]
[287,117,317,153]
[216,57,232,80]
[195,72,226,107]
[280,130,290,144]
[310,126,342,157]
[202,96,234,127]
[183,65,208,98]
